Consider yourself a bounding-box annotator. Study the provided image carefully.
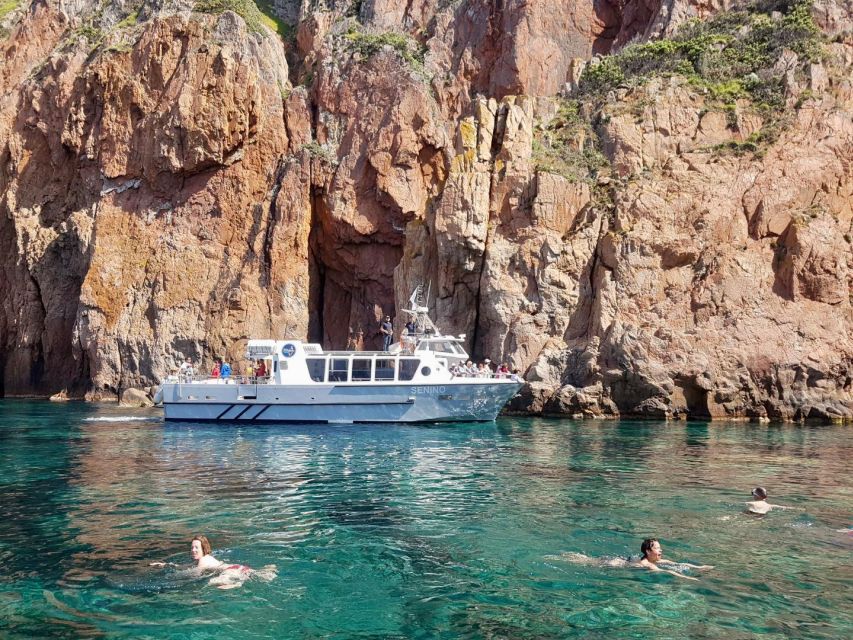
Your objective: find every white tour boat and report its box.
[156,289,523,423]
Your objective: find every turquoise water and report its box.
[0,401,851,638]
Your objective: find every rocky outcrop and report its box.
[1,3,312,397]
[1,1,850,421]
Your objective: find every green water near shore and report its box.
[1,400,851,638]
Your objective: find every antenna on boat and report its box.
[404,281,441,339]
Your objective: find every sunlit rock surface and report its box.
[0,0,850,420]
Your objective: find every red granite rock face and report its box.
[1,5,310,396]
[0,1,850,421]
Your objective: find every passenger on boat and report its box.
[211,359,221,379]
[380,315,394,351]
[178,358,194,382]
[243,362,255,383]
[497,363,510,378]
[745,487,794,514]
[220,360,232,381]
[405,319,416,336]
[255,360,267,380]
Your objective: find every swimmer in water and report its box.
[153,535,276,590]
[745,487,793,515]
[637,538,713,581]
[557,539,712,581]
[190,534,226,570]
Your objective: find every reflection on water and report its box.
[0,401,851,638]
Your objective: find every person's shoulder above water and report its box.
[191,534,223,570]
[744,487,794,514]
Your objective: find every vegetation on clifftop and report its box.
[580,0,821,101]
[0,0,20,23]
[195,0,285,36]
[344,24,427,74]
[534,1,825,183]
[576,0,824,156]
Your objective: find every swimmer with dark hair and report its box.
[557,538,713,581]
[637,538,713,580]
[745,487,794,515]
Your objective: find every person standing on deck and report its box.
[220,360,232,382]
[178,358,193,382]
[380,315,394,351]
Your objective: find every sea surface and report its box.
[0,400,851,639]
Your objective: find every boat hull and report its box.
[160,381,522,423]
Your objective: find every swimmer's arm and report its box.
[647,564,699,581]
[149,561,179,567]
[659,559,713,570]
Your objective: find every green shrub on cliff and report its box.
[195,0,283,36]
[579,0,822,104]
[578,0,823,157]
[533,99,609,183]
[344,25,426,73]
[115,8,140,30]
[0,0,21,23]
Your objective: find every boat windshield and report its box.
[303,355,421,383]
[420,340,465,354]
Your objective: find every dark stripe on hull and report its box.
[232,405,253,419]
[215,404,235,419]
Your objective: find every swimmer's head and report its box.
[752,487,768,500]
[191,535,212,560]
[641,538,661,561]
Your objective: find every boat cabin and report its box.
[245,340,450,385]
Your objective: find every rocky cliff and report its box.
[1,0,850,421]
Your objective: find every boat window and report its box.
[329,358,349,382]
[306,358,326,382]
[425,341,458,353]
[421,366,431,376]
[352,358,371,381]
[398,359,420,381]
[375,359,395,380]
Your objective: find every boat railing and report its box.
[449,371,521,381]
[165,374,273,385]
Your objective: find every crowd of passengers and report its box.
[450,359,518,379]
[175,357,269,383]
